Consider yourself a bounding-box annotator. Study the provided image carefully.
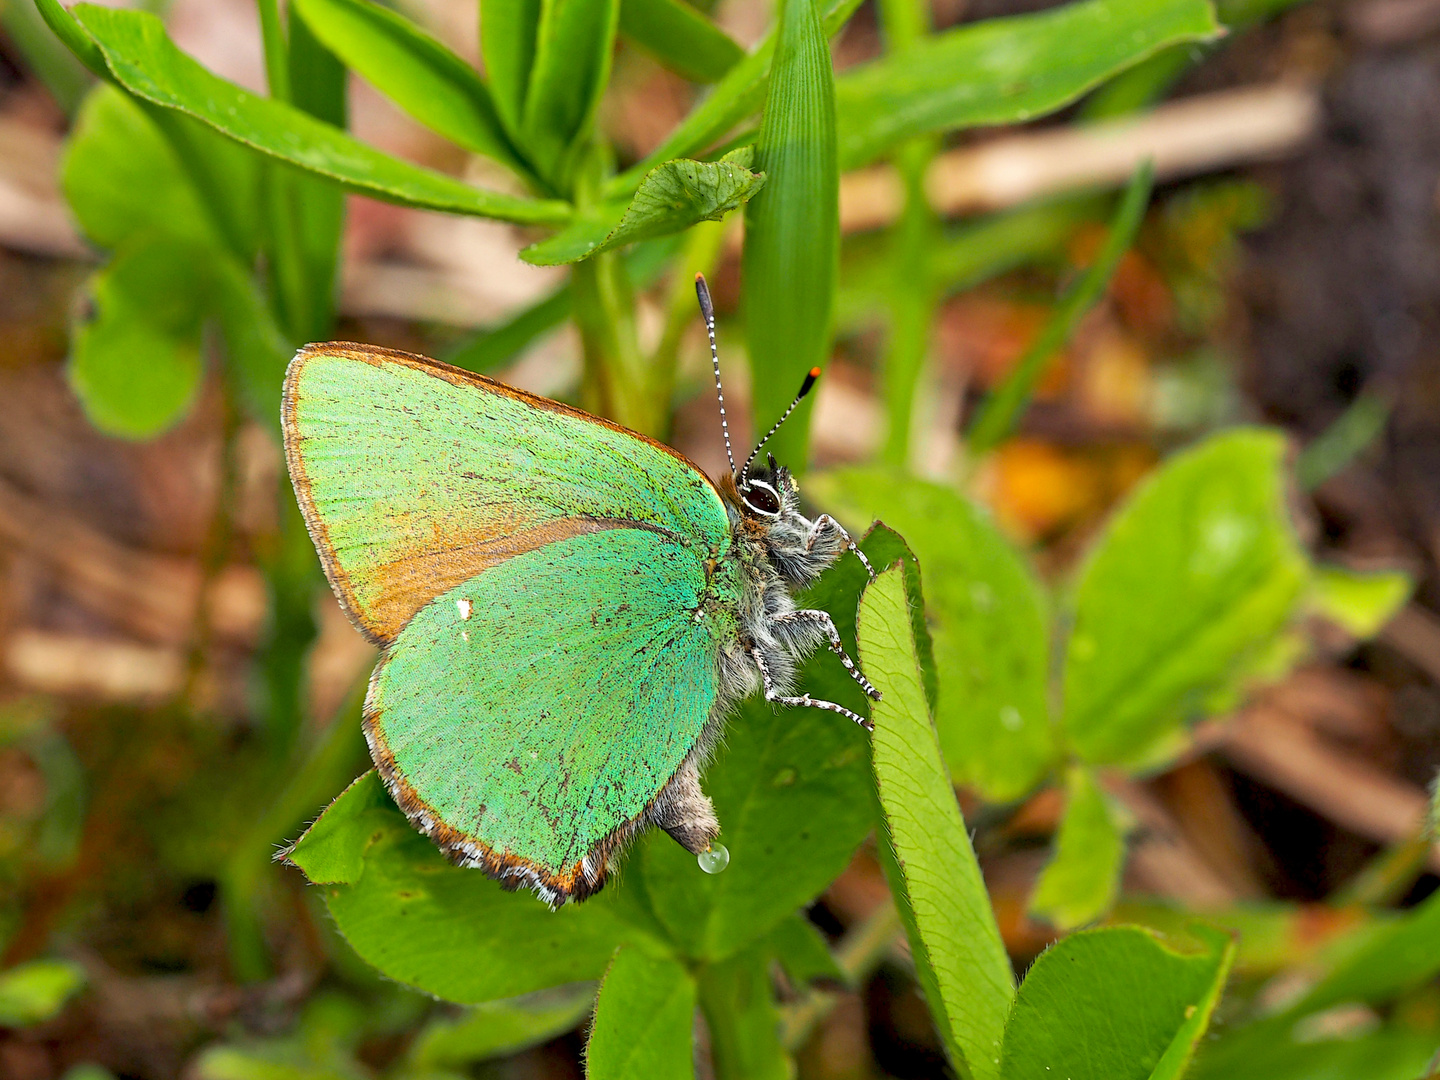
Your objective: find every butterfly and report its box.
[282,275,878,906]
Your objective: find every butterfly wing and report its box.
[282,343,732,645]
[366,526,732,904]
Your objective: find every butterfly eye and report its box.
[743,481,782,517]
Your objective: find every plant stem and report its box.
[570,253,655,433]
[779,899,904,1050]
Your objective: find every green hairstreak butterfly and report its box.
[281,275,878,906]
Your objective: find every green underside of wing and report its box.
[289,351,731,635]
[372,529,736,873]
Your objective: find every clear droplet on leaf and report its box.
[698,842,729,874]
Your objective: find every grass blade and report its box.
[619,0,744,83]
[70,4,571,223]
[293,0,534,183]
[741,0,838,469]
[966,161,1153,457]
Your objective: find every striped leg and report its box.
[772,609,882,701]
[810,514,875,580]
[750,645,874,732]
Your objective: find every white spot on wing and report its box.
[456,598,473,620]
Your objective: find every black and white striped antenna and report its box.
[694,274,737,480]
[739,366,820,484]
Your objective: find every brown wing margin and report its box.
[363,679,723,906]
[280,342,725,646]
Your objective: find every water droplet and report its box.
[698,843,729,874]
[1000,706,1022,731]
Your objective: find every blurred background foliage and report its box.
[0,0,1438,1074]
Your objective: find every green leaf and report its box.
[1028,765,1128,930]
[290,0,530,179]
[628,527,904,962]
[1309,565,1413,639]
[407,983,596,1067]
[619,0,744,83]
[586,947,696,1080]
[811,469,1053,802]
[967,162,1153,456]
[1145,929,1235,1080]
[765,912,845,987]
[1062,428,1309,766]
[608,0,863,198]
[68,235,207,439]
[742,0,838,469]
[1291,884,1440,1016]
[860,566,1013,1080]
[62,85,225,250]
[481,0,542,136]
[697,946,790,1080]
[1192,1023,1439,1080]
[286,772,643,1002]
[834,0,1222,170]
[999,925,1234,1080]
[69,5,571,224]
[33,0,108,79]
[522,148,764,265]
[0,959,86,1027]
[520,0,621,184]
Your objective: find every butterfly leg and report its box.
[810,514,875,580]
[749,644,874,732]
[771,609,882,701]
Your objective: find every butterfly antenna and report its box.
[740,367,821,484]
[695,274,737,480]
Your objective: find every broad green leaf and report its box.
[619,0,744,83]
[967,163,1152,456]
[861,566,1013,1080]
[0,959,86,1027]
[587,947,696,1080]
[521,149,764,265]
[631,689,872,962]
[291,0,530,179]
[766,912,845,987]
[1146,928,1235,1080]
[62,84,216,250]
[834,0,1222,170]
[697,946,790,1080]
[1029,765,1127,930]
[520,0,620,184]
[68,235,206,439]
[407,984,595,1066]
[1309,565,1412,639]
[69,5,570,224]
[608,0,864,197]
[287,772,642,1002]
[33,0,107,79]
[629,527,907,962]
[742,0,838,469]
[481,0,542,135]
[812,469,1052,801]
[1062,429,1309,766]
[998,925,1233,1080]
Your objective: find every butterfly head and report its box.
[739,453,800,521]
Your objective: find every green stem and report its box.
[255,0,290,102]
[779,899,904,1050]
[221,676,369,981]
[648,218,728,438]
[570,253,654,433]
[965,160,1154,458]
